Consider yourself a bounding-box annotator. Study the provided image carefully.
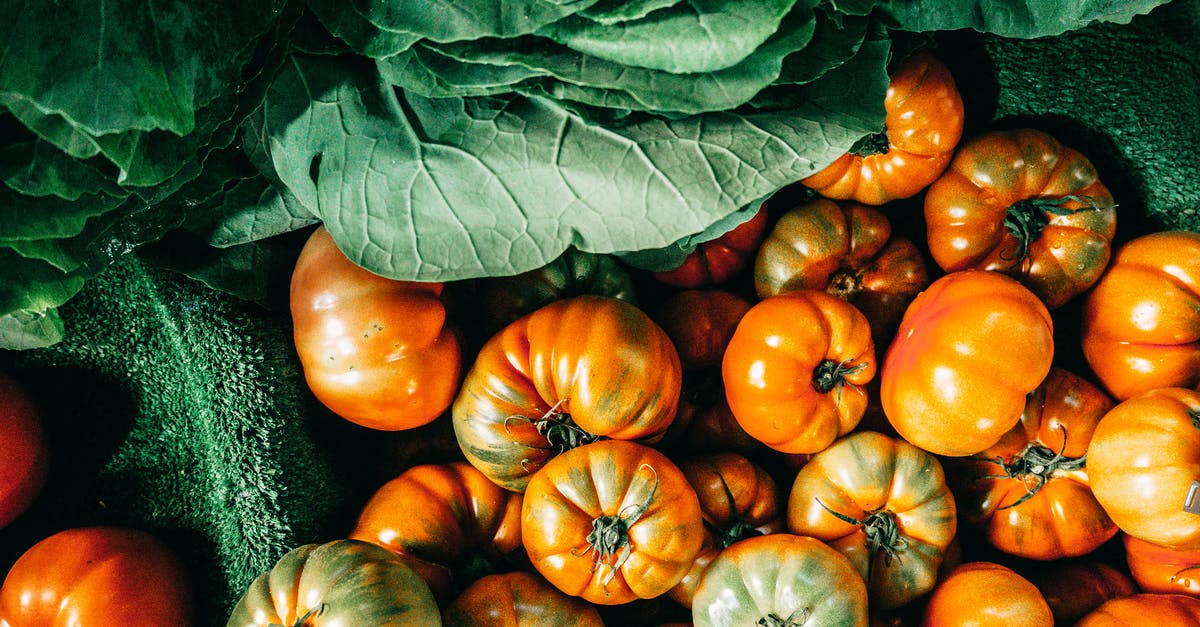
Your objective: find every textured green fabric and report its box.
[0,3,1198,626]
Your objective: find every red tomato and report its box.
[1024,560,1137,624]
[652,205,769,288]
[0,526,193,626]
[290,226,462,430]
[654,289,753,371]
[0,373,47,530]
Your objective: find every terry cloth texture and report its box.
[1,2,1198,625]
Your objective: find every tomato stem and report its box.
[978,425,1083,509]
[272,604,324,627]
[572,464,660,591]
[816,499,909,584]
[849,131,890,157]
[758,607,812,626]
[827,267,864,301]
[504,399,602,456]
[812,359,868,401]
[1003,195,1101,263]
[712,473,763,549]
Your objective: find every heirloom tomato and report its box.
[521,440,703,605]
[801,50,963,205]
[349,462,524,601]
[722,290,876,454]
[453,296,681,492]
[787,431,956,609]
[924,128,1116,309]
[1086,388,1200,550]
[651,204,769,288]
[1123,534,1200,597]
[944,367,1117,560]
[480,249,637,333]
[227,539,439,626]
[442,571,603,627]
[691,533,868,627]
[668,452,783,607]
[881,270,1054,457]
[1081,231,1200,399]
[753,199,929,344]
[921,562,1053,627]
[290,226,462,430]
[0,372,47,530]
[1076,593,1200,626]
[654,289,752,371]
[1024,561,1136,624]
[0,526,192,627]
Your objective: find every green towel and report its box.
[2,3,1199,625]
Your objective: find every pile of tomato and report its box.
[2,49,1199,626]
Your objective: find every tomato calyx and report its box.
[979,428,1084,509]
[1003,194,1103,263]
[849,130,890,157]
[826,267,865,301]
[709,474,763,549]
[271,604,325,627]
[812,359,868,399]
[505,399,602,462]
[816,499,909,576]
[1190,409,1200,431]
[572,464,659,590]
[758,607,812,626]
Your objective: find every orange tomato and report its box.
[290,226,462,430]
[1081,231,1200,400]
[881,270,1054,457]
[801,50,964,205]
[921,562,1053,627]
[1076,593,1200,626]
[1123,534,1200,598]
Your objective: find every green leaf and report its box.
[0,308,64,350]
[616,194,769,271]
[0,186,127,243]
[539,0,807,73]
[579,0,682,24]
[774,9,869,85]
[140,231,303,307]
[305,0,422,58]
[879,0,1171,37]
[257,47,888,282]
[0,96,104,159]
[0,140,126,200]
[0,249,86,315]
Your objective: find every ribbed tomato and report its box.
[1076,593,1200,626]
[0,372,47,530]
[722,290,876,454]
[348,462,524,601]
[944,367,1118,560]
[801,50,963,205]
[921,562,1053,627]
[290,226,462,430]
[452,296,682,492]
[521,440,703,605]
[753,198,929,344]
[1024,560,1136,625]
[227,539,440,626]
[651,204,769,288]
[881,270,1054,457]
[442,571,603,627]
[654,289,752,371]
[787,431,956,609]
[1123,534,1200,598]
[691,533,868,627]
[924,128,1116,309]
[1087,388,1200,551]
[1081,231,1200,400]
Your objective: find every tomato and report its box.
[521,440,703,605]
[290,226,462,430]
[881,270,1054,457]
[801,50,964,205]
[943,367,1118,560]
[1081,231,1200,400]
[786,430,956,609]
[453,296,682,492]
[0,526,192,627]
[227,539,439,626]
[1086,388,1200,550]
[668,451,784,607]
[722,290,876,454]
[349,462,524,601]
[442,571,603,626]
[921,562,1053,627]
[654,289,752,371]
[479,249,637,333]
[753,198,929,344]
[1123,534,1200,597]
[691,533,868,627]
[651,204,769,288]
[924,128,1117,309]
[1076,593,1200,626]
[0,372,47,530]
[1024,560,1136,624]
[661,381,765,457]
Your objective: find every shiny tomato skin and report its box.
[480,249,637,333]
[801,50,964,205]
[453,296,681,492]
[1123,534,1200,598]
[348,462,523,602]
[944,367,1117,560]
[1086,388,1200,551]
[722,290,876,454]
[227,539,440,626]
[787,431,956,610]
[290,226,462,430]
[921,562,1053,627]
[1024,561,1137,625]
[442,571,603,627]
[881,270,1054,457]
[0,372,47,530]
[1076,593,1200,626]
[0,526,193,627]
[1081,231,1200,400]
[924,128,1116,309]
[652,204,769,288]
[521,440,703,605]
